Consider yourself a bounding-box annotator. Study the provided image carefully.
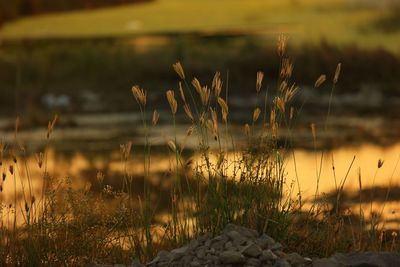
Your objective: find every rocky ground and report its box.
[92,224,400,267]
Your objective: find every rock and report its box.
[246,257,262,266]
[241,243,262,257]
[257,233,276,249]
[260,249,278,262]
[285,252,308,266]
[134,224,400,267]
[312,258,341,267]
[226,230,247,246]
[333,251,400,267]
[270,242,283,251]
[130,259,144,267]
[219,250,246,264]
[195,246,207,259]
[273,258,291,267]
[223,223,259,238]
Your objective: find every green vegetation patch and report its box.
[1,0,400,53]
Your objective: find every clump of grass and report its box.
[0,36,399,265]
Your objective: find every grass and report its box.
[0,37,399,265]
[1,0,400,53]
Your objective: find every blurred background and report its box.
[0,0,399,218]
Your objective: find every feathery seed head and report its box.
[120,141,133,160]
[192,78,202,95]
[378,159,384,169]
[253,107,261,122]
[334,63,341,84]
[280,58,293,79]
[132,86,147,107]
[173,62,185,80]
[275,97,285,114]
[217,97,229,123]
[166,90,178,115]
[212,71,223,97]
[47,114,58,139]
[244,123,251,138]
[256,71,264,93]
[168,140,177,153]
[152,110,159,126]
[200,86,211,106]
[277,34,288,57]
[314,74,326,88]
[311,123,316,140]
[179,82,186,103]
[183,104,194,122]
[36,152,44,169]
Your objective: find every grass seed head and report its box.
[314,74,326,88]
[277,34,288,57]
[120,141,133,160]
[253,107,261,122]
[290,107,295,121]
[173,61,185,80]
[166,90,178,115]
[36,152,44,168]
[334,63,342,84]
[132,85,147,107]
[179,82,186,103]
[97,171,105,184]
[284,84,298,103]
[168,140,177,153]
[152,110,159,126]
[244,123,251,138]
[280,58,293,79]
[311,123,316,140]
[192,78,202,95]
[378,159,384,169]
[183,104,194,122]
[212,71,223,97]
[256,71,264,93]
[200,86,211,106]
[217,97,229,123]
[275,97,286,114]
[210,107,219,139]
[47,114,58,139]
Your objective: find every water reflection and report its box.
[1,130,399,228]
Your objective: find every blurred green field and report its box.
[0,0,399,53]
